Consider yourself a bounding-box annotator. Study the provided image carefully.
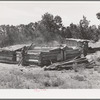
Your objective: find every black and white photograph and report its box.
[0,1,100,90]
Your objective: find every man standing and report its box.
[18,43,34,66]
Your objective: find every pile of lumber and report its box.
[44,57,89,70]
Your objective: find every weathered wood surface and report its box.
[0,50,14,62]
[66,49,80,54]
[0,45,86,66]
[0,60,17,64]
[0,56,12,61]
[44,57,88,70]
[26,54,39,59]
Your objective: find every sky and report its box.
[0,1,100,27]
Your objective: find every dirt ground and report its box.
[0,61,100,89]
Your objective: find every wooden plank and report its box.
[41,54,58,58]
[41,51,59,55]
[61,57,87,66]
[66,53,80,55]
[50,51,61,54]
[27,52,40,55]
[0,56,12,58]
[0,55,13,58]
[41,52,59,56]
[42,56,57,60]
[26,56,39,60]
[28,50,43,53]
[50,49,61,53]
[27,59,39,62]
[44,57,88,70]
[0,51,13,54]
[0,60,17,64]
[0,52,13,56]
[66,50,79,54]
[27,53,39,56]
[0,56,13,62]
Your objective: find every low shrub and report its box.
[51,77,64,87]
[41,74,65,87]
[73,74,86,81]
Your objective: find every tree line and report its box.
[0,12,100,47]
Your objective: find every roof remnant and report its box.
[0,43,67,52]
[0,44,32,51]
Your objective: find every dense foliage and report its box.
[0,12,100,47]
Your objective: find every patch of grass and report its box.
[6,75,23,89]
[43,72,50,78]
[22,71,65,88]
[23,72,36,80]
[0,72,24,89]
